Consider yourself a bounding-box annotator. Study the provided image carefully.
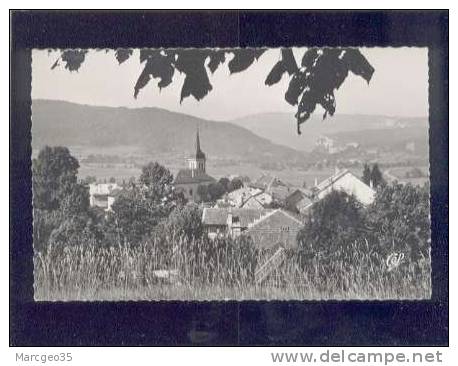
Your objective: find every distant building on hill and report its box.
[173,128,216,201]
[202,208,303,249]
[89,183,122,211]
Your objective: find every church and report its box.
[173,129,216,201]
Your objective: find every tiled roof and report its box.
[174,169,216,185]
[247,209,303,229]
[202,208,272,227]
[269,185,291,200]
[315,169,351,192]
[227,187,262,206]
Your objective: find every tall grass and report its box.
[34,236,431,301]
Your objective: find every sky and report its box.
[32,47,429,121]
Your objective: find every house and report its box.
[314,169,376,206]
[202,208,271,239]
[242,192,273,209]
[251,174,292,204]
[201,208,303,249]
[245,209,303,249]
[174,129,216,201]
[89,183,122,211]
[251,174,289,191]
[226,186,262,207]
[221,187,273,209]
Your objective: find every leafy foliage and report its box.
[48,213,103,248]
[366,183,430,260]
[52,47,374,134]
[297,190,366,260]
[155,203,204,242]
[105,162,186,245]
[196,177,244,203]
[32,146,98,252]
[51,50,88,71]
[32,146,80,210]
[265,48,297,86]
[227,48,266,74]
[362,162,385,188]
[370,163,385,188]
[362,163,372,185]
[280,48,374,134]
[114,49,133,64]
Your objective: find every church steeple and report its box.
[196,128,201,154]
[195,127,206,160]
[187,127,206,175]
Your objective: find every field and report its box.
[34,238,431,301]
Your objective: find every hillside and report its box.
[31,100,305,163]
[231,112,429,152]
[327,127,429,155]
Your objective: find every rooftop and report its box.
[202,208,272,227]
[174,169,216,185]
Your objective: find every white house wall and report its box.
[317,173,375,206]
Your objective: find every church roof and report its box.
[174,169,215,185]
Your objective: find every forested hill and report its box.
[31,99,305,163]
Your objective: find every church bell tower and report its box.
[187,128,206,176]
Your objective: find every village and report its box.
[88,129,378,267]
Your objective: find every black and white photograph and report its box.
[30,46,432,301]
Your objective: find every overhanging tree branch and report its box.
[51,47,374,134]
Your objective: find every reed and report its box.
[34,235,431,301]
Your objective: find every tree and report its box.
[207,182,226,201]
[59,182,90,216]
[139,162,186,208]
[83,175,97,184]
[51,48,374,134]
[105,188,161,245]
[33,209,64,253]
[366,183,430,260]
[197,184,210,203]
[297,190,366,259]
[370,163,384,188]
[362,163,372,185]
[228,178,243,192]
[48,213,103,248]
[156,203,204,242]
[32,146,97,251]
[218,177,230,192]
[32,146,80,210]
[105,162,186,245]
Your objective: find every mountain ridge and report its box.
[31,99,306,163]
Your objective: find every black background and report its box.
[10,10,449,346]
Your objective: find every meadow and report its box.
[34,237,431,301]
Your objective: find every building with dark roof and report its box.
[202,207,303,249]
[173,128,215,201]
